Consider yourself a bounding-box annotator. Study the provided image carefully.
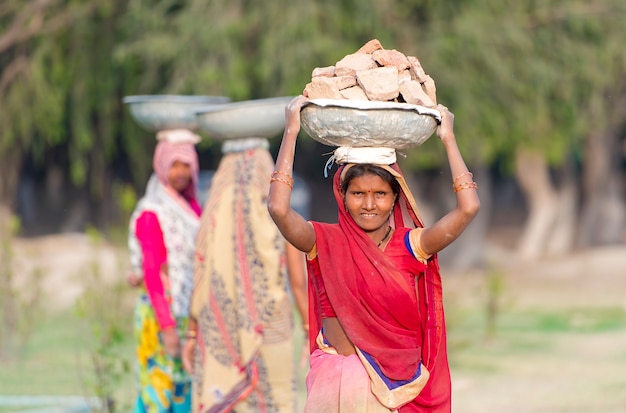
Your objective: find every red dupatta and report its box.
[307,163,445,382]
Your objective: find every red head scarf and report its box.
[309,162,444,381]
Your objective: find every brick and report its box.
[335,53,378,77]
[372,49,410,72]
[331,75,357,90]
[356,66,399,101]
[407,56,428,83]
[312,66,336,78]
[421,75,437,105]
[356,39,384,54]
[303,77,344,100]
[399,80,435,107]
[398,69,412,84]
[340,86,369,100]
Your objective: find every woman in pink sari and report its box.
[267,96,480,412]
[128,130,203,413]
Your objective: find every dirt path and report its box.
[11,233,126,311]
[446,243,626,412]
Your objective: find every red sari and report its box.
[306,163,451,412]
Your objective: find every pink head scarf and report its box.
[153,129,201,200]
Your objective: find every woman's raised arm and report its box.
[268,96,316,253]
[420,105,480,255]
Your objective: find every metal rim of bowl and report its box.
[193,96,294,115]
[122,95,231,104]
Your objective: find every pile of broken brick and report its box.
[303,39,437,108]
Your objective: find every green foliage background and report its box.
[1,0,625,231]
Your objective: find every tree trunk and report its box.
[514,150,559,261]
[0,203,16,360]
[578,128,626,247]
[545,157,578,256]
[0,151,23,217]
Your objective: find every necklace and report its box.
[377,226,393,247]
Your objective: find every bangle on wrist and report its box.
[270,176,293,189]
[452,172,473,186]
[271,170,294,188]
[453,181,478,192]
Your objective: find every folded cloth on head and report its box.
[333,146,397,165]
[324,147,397,176]
[221,137,270,154]
[156,129,201,144]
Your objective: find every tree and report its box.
[0,0,100,218]
[3,0,625,252]
[411,0,626,259]
[0,0,160,233]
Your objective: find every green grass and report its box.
[447,303,626,392]
[2,295,625,412]
[0,305,308,412]
[0,308,135,403]
[447,304,626,347]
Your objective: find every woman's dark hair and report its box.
[340,164,400,196]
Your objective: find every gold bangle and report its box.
[272,170,294,185]
[453,181,478,192]
[452,172,473,186]
[186,330,197,340]
[270,176,293,189]
[272,170,292,177]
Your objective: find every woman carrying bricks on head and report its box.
[267,95,480,412]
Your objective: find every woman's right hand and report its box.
[270,94,317,253]
[284,95,308,135]
[182,338,195,373]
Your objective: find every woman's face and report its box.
[168,160,193,193]
[344,173,395,234]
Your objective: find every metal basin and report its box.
[194,96,293,140]
[300,99,441,149]
[123,95,231,132]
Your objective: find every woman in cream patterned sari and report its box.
[182,138,307,413]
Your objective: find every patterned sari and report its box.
[130,176,201,412]
[189,145,296,413]
[133,295,191,413]
[129,136,201,413]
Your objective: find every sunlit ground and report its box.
[1,234,625,412]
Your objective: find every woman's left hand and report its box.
[126,271,143,287]
[436,104,455,142]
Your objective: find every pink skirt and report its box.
[304,348,396,413]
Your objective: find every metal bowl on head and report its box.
[194,96,294,140]
[300,99,441,149]
[122,95,231,132]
